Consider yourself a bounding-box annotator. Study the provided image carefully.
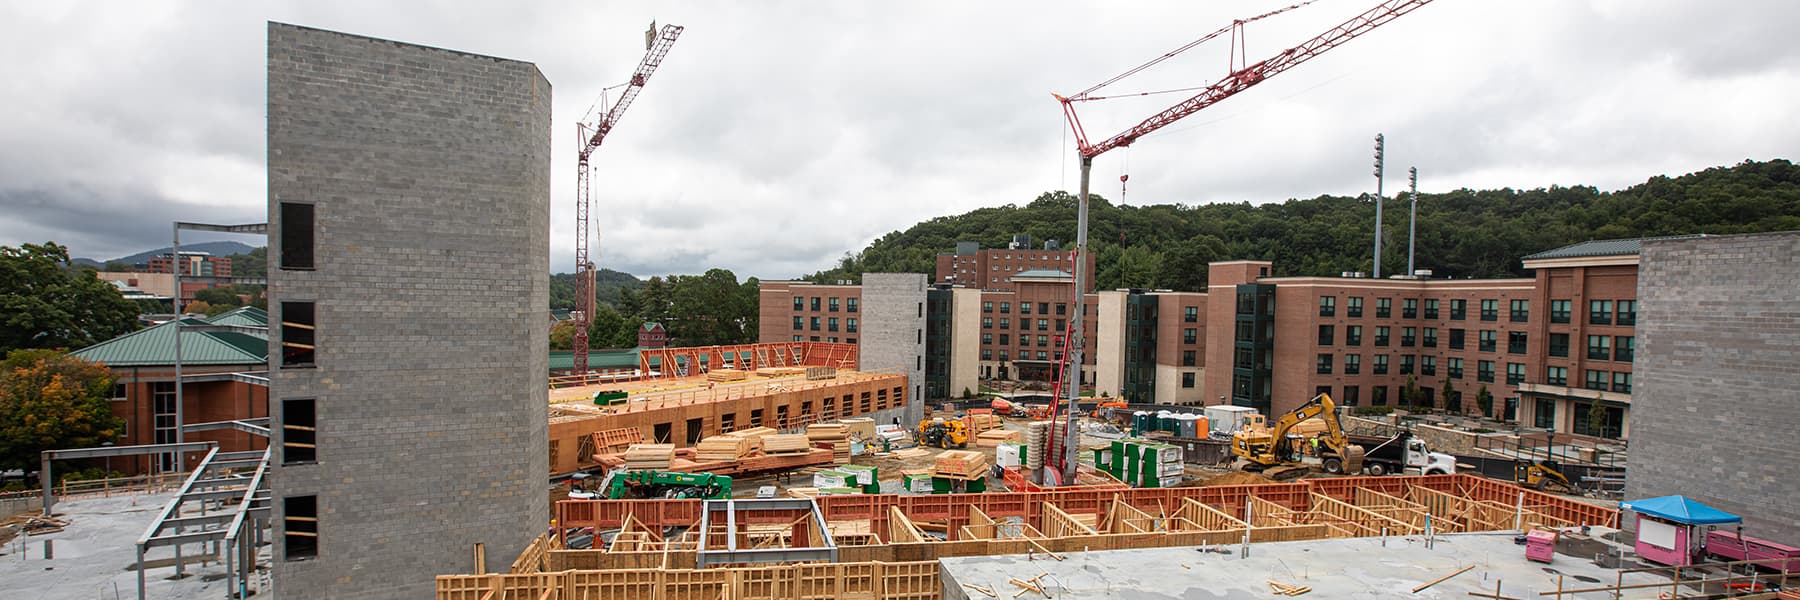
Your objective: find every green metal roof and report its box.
[1522,235,1706,261]
[640,322,664,332]
[548,348,640,371]
[73,309,269,367]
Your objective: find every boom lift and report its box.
[1049,0,1441,483]
[1231,393,1365,479]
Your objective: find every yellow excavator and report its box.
[1230,393,1365,480]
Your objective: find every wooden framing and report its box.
[438,562,940,600]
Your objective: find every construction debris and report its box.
[962,582,999,598]
[1268,580,1312,596]
[1411,564,1475,593]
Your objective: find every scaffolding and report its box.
[134,446,272,600]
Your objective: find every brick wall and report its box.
[1629,231,1800,546]
[267,23,551,598]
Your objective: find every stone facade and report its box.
[267,23,550,598]
[858,273,927,425]
[1628,231,1800,546]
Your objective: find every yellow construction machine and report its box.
[1230,393,1365,480]
[1514,459,1577,492]
[916,417,970,449]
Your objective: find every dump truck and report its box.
[1342,431,1456,476]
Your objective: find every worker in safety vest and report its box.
[1309,435,1322,456]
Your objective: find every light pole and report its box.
[1407,167,1419,277]
[1371,134,1385,278]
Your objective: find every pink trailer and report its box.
[1706,530,1800,573]
[1525,529,1558,563]
[1620,495,1742,568]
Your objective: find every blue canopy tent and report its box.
[1620,495,1741,566]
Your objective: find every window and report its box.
[793,297,803,310]
[999,302,1010,314]
[1550,299,1571,324]
[846,338,856,344]
[847,298,858,313]
[1056,303,1068,316]
[1036,351,1048,361]
[1182,373,1196,388]
[1404,298,1418,319]
[1318,325,1334,346]
[982,333,993,345]
[1376,298,1392,318]
[1424,299,1439,320]
[1617,300,1636,326]
[1480,299,1498,321]
[1534,399,1555,429]
[1344,354,1361,375]
[1585,369,1609,391]
[1545,366,1568,386]
[1038,302,1049,314]
[1508,331,1528,354]
[1587,335,1611,360]
[1448,328,1464,350]
[280,302,316,368]
[1343,385,1360,406]
[828,297,840,312]
[999,334,1009,345]
[847,318,858,333]
[793,335,802,342]
[982,317,993,329]
[1589,300,1613,325]
[792,316,803,330]
[1614,336,1634,362]
[1401,327,1416,347]
[1506,363,1525,385]
[1184,306,1198,322]
[999,318,1009,329]
[1510,299,1529,322]
[1346,325,1362,346]
[111,383,127,402]
[1448,357,1463,379]
[1373,354,1389,375]
[1020,317,1030,330]
[1612,372,1632,393]
[1037,335,1048,347]
[1477,360,1494,383]
[981,349,993,360]
[1021,303,1032,315]
[1479,330,1496,352]
[811,297,821,311]
[1182,350,1196,367]
[1316,353,1333,375]
[810,317,821,331]
[281,398,316,464]
[1549,333,1569,358]
[1373,386,1389,406]
[1450,299,1467,320]
[828,317,839,332]
[283,495,318,561]
[278,202,315,270]
[1422,327,1437,348]
[1318,296,1336,317]
[1421,355,1436,376]
[1347,297,1364,318]
[1375,326,1390,346]
[1056,318,1066,332]
[1036,318,1049,331]
[1400,354,1415,375]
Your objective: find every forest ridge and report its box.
[806,159,1800,291]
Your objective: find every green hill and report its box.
[809,159,1800,291]
[550,269,644,311]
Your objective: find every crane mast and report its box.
[573,23,683,379]
[1048,0,1438,485]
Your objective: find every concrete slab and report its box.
[0,491,265,600]
[940,531,1663,599]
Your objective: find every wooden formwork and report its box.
[1353,487,1434,532]
[511,531,554,574]
[1309,492,1420,537]
[1105,497,1160,534]
[1173,497,1247,531]
[1040,503,1099,538]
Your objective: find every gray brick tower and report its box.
[266,23,550,598]
[1629,231,1800,545]
[859,273,929,426]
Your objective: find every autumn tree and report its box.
[0,350,124,471]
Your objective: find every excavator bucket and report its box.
[1342,444,1365,475]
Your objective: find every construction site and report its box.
[7,2,1800,600]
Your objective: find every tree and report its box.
[549,320,577,351]
[588,305,638,349]
[1155,235,1229,292]
[225,247,266,279]
[1475,385,1494,419]
[1401,375,1421,410]
[0,350,124,471]
[103,260,135,272]
[192,286,243,308]
[184,300,214,316]
[1441,375,1458,413]
[1586,401,1609,437]
[0,243,140,354]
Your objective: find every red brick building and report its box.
[934,241,1096,293]
[637,322,669,348]
[147,251,233,278]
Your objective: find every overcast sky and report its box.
[3,1,1797,278]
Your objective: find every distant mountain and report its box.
[90,241,262,268]
[70,257,104,268]
[550,269,644,311]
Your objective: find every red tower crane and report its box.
[1044,0,1440,484]
[574,23,683,379]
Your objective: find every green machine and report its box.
[603,471,732,499]
[592,390,629,406]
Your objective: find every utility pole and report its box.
[1407,166,1418,277]
[1371,134,1385,278]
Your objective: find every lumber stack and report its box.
[762,434,811,455]
[840,417,877,441]
[695,436,754,462]
[974,429,1021,447]
[755,367,807,377]
[726,427,777,451]
[806,423,851,463]
[805,365,837,380]
[934,450,990,480]
[623,444,674,471]
[965,413,1003,433]
[706,369,748,382]
[1024,422,1050,470]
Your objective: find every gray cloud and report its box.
[3,1,1799,279]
